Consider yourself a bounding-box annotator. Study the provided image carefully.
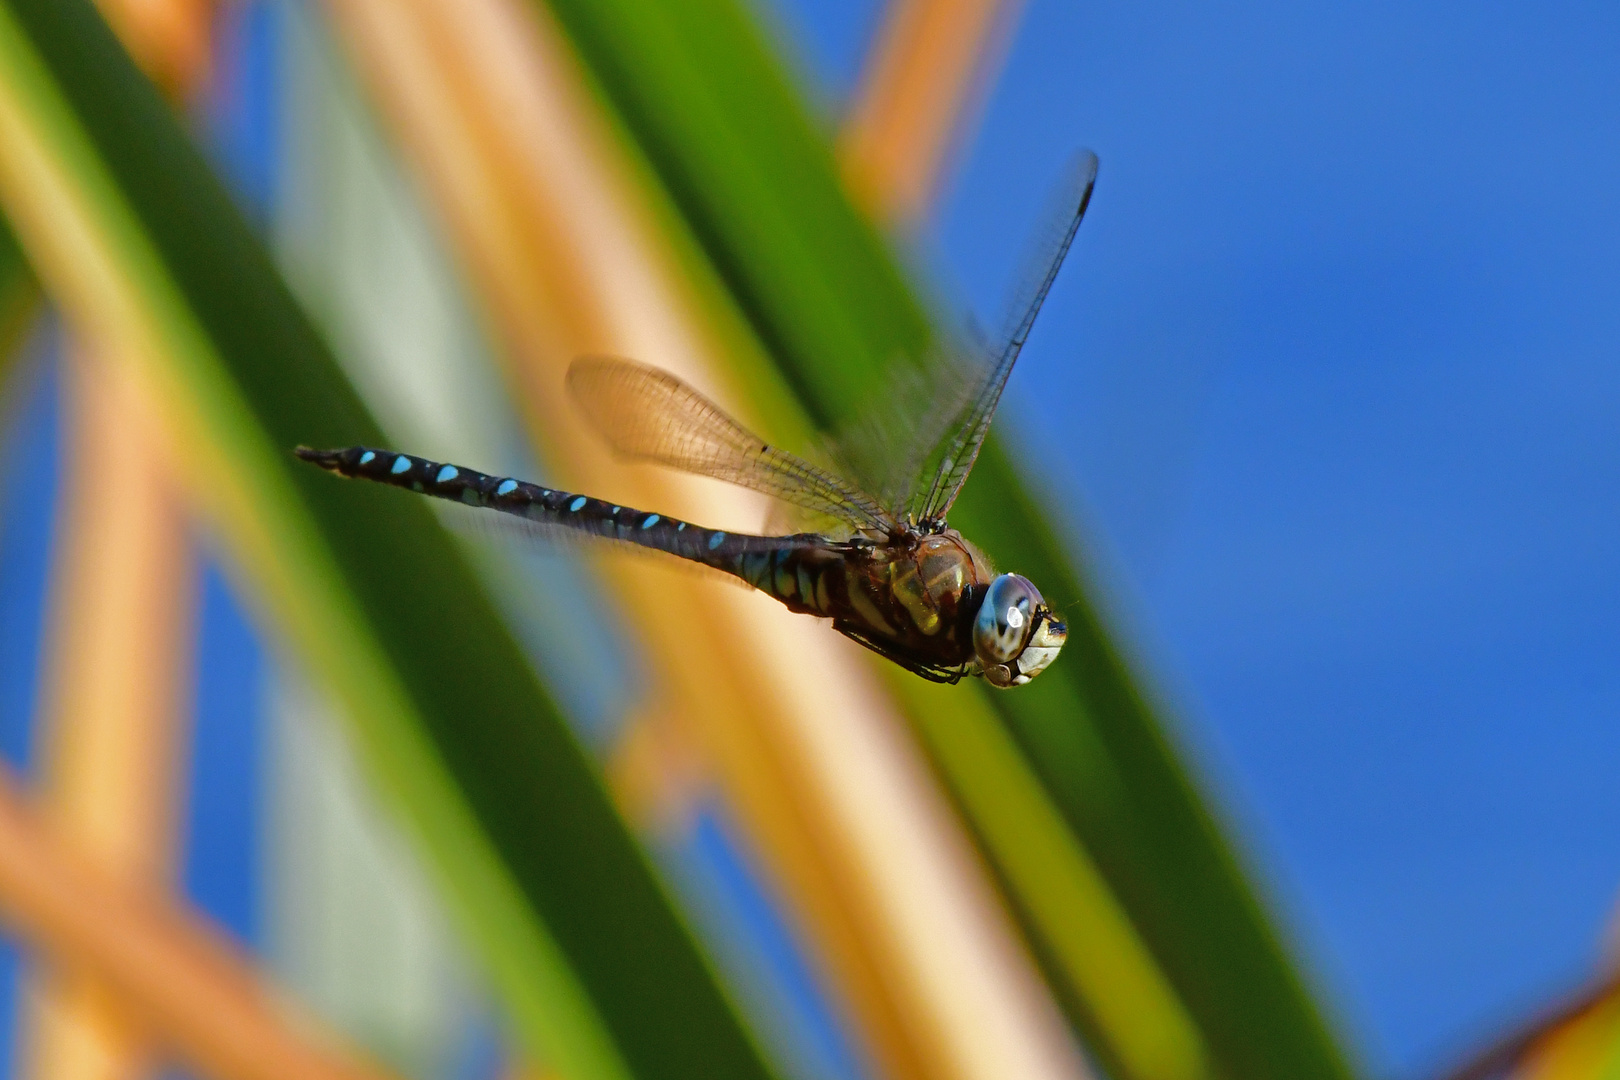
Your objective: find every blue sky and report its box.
[766,0,1620,1074]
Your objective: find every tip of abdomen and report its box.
[294,445,352,473]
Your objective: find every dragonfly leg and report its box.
[833,623,969,684]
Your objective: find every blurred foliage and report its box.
[0,216,38,395]
[0,1,778,1078]
[895,672,1208,1080]
[535,1,1358,1077]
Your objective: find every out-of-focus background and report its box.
[0,2,1613,1080]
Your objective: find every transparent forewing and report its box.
[568,357,895,534]
[834,334,983,521]
[914,150,1098,523]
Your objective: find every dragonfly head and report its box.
[973,573,1067,687]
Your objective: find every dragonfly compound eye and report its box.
[973,574,1065,687]
[975,574,1039,663]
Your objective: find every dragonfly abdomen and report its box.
[295,446,844,612]
[296,444,732,551]
[730,545,845,616]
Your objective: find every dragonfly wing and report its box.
[913,150,1098,523]
[567,356,895,534]
[833,333,981,518]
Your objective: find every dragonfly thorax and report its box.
[889,532,990,636]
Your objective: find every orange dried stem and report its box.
[0,762,400,1080]
[22,347,195,1080]
[842,0,1020,224]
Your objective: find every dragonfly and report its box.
[298,151,1097,687]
